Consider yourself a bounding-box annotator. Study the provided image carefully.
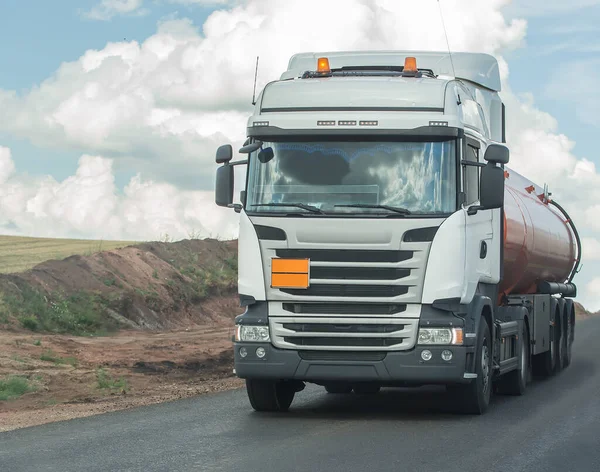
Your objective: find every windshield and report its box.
[246,139,457,215]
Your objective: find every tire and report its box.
[534,314,557,378]
[324,383,353,394]
[554,313,564,373]
[353,383,381,395]
[564,307,575,368]
[496,323,530,396]
[562,310,573,368]
[450,317,493,414]
[246,379,295,412]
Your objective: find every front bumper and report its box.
[234,343,475,385]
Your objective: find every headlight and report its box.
[235,325,270,342]
[418,327,463,345]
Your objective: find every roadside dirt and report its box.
[0,323,244,433]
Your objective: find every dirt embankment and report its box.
[0,239,245,432]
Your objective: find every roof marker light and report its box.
[317,57,331,73]
[404,56,417,73]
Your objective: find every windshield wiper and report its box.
[250,203,324,214]
[334,204,412,215]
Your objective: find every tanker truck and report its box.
[213,51,582,414]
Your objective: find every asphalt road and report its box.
[2,316,600,472]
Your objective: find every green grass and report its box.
[0,235,137,274]
[1,285,119,336]
[0,375,35,401]
[39,349,77,366]
[96,368,128,391]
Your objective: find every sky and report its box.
[0,0,599,310]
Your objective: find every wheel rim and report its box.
[482,342,490,394]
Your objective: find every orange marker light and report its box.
[317,57,330,73]
[404,56,417,73]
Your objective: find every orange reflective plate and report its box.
[271,273,309,289]
[271,258,309,274]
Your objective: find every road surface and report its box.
[2,316,600,472]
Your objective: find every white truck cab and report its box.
[214,51,578,415]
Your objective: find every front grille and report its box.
[310,267,410,280]
[282,303,407,315]
[282,323,402,333]
[280,284,409,297]
[299,351,387,361]
[270,316,418,351]
[275,249,413,263]
[284,337,403,347]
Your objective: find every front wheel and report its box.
[246,379,296,412]
[449,317,492,414]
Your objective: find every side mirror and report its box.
[479,163,504,210]
[484,143,509,165]
[216,144,233,164]
[215,165,234,207]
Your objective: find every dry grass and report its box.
[0,235,137,274]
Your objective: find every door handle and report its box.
[480,241,488,259]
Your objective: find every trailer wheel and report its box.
[554,314,564,373]
[563,306,575,368]
[324,383,353,394]
[496,323,530,396]
[449,317,492,414]
[534,311,558,378]
[246,379,295,412]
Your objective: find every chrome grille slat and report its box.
[270,315,419,351]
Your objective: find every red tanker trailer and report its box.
[502,168,578,297]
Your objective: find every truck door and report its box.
[463,139,495,300]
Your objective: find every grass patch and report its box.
[0,375,35,401]
[33,339,41,346]
[3,285,119,336]
[39,350,79,367]
[0,235,138,274]
[96,368,128,392]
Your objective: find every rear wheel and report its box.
[324,383,353,394]
[496,323,530,395]
[449,317,492,414]
[353,383,381,395]
[554,314,564,373]
[246,379,296,412]
[564,306,575,367]
[534,311,558,378]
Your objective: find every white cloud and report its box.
[582,238,600,261]
[585,278,600,312]
[84,0,147,21]
[0,146,238,241]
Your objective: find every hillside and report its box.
[0,235,136,274]
[0,238,240,334]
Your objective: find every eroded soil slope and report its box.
[0,239,244,431]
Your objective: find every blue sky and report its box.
[0,1,597,184]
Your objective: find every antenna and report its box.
[251,56,259,105]
[437,0,456,78]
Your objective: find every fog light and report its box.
[421,350,432,361]
[256,347,266,358]
[441,350,453,361]
[239,347,248,358]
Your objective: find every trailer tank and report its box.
[500,167,577,297]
